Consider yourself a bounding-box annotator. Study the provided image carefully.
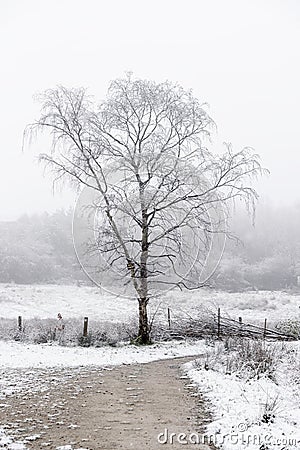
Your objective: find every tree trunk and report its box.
[138,298,150,344]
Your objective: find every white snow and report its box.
[0,428,27,449]
[1,283,300,329]
[186,341,300,450]
[0,284,136,321]
[56,447,89,450]
[0,339,206,369]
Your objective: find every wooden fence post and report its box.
[83,317,89,337]
[238,317,242,335]
[263,318,267,339]
[217,308,221,338]
[18,315,22,332]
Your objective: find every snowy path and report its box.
[0,357,211,450]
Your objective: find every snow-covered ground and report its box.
[0,284,136,322]
[0,429,26,450]
[0,362,106,449]
[1,337,300,449]
[0,339,206,369]
[0,339,207,450]
[186,341,300,450]
[1,283,300,328]
[0,428,89,450]
[1,283,300,449]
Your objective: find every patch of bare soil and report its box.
[1,357,212,449]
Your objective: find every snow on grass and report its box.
[0,339,207,369]
[163,289,300,328]
[1,283,300,329]
[186,341,300,450]
[0,284,135,321]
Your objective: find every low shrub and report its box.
[0,317,135,347]
[275,319,300,339]
[77,333,92,347]
[260,394,280,424]
[195,337,280,380]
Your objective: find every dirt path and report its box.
[1,357,212,450]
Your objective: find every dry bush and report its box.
[275,319,300,339]
[260,393,280,424]
[194,337,281,380]
[0,317,135,347]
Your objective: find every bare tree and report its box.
[27,75,266,344]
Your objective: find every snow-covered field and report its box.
[0,284,136,322]
[1,283,300,328]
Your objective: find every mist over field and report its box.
[1,202,299,292]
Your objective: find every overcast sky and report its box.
[0,0,299,220]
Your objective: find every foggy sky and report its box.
[0,0,299,220]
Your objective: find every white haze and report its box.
[0,0,299,220]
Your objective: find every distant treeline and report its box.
[0,210,87,285]
[214,202,300,291]
[0,203,299,291]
